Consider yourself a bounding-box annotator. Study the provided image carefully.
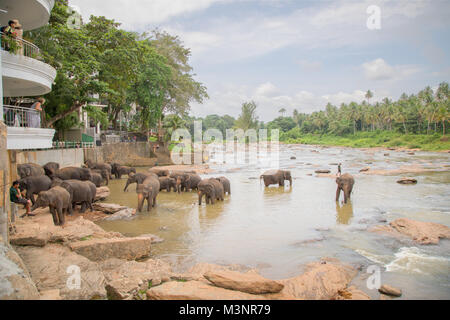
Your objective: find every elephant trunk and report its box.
[137,193,145,212]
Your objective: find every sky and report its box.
[69,0,450,122]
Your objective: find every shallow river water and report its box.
[97,144,450,299]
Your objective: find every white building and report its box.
[1,0,57,150]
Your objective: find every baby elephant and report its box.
[32,187,73,226]
[159,177,177,192]
[198,179,224,205]
[215,177,231,195]
[115,165,137,179]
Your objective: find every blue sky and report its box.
[70,0,450,121]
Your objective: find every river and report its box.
[97,144,450,300]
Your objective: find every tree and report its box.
[235,101,259,131]
[279,108,287,117]
[365,90,374,105]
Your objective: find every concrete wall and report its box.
[14,149,85,168]
[84,142,171,167]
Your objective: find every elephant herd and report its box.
[15,161,354,227]
[124,168,232,212]
[16,161,137,226]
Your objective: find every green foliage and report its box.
[235,101,259,130]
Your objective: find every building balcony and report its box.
[0,0,55,31]
[1,34,57,97]
[3,105,55,150]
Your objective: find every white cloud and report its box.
[362,58,420,81]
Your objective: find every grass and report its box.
[281,132,450,152]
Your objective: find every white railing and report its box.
[3,105,41,128]
[1,32,40,59]
[52,141,95,149]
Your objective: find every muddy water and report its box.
[98,145,450,299]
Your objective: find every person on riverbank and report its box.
[10,181,34,217]
[29,97,45,128]
[337,163,342,177]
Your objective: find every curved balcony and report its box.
[1,34,57,97]
[0,0,54,31]
[3,105,55,150]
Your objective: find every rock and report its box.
[274,258,357,300]
[378,284,402,297]
[15,244,107,300]
[69,236,152,261]
[397,178,417,185]
[0,242,40,300]
[290,156,297,160]
[370,218,450,245]
[100,258,173,300]
[104,208,136,221]
[359,167,370,173]
[40,289,62,300]
[139,234,164,244]
[335,286,371,300]
[204,270,284,294]
[407,152,415,155]
[93,203,127,214]
[146,280,268,300]
[10,214,118,247]
[315,170,331,174]
[95,187,110,201]
[384,153,390,156]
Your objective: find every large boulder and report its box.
[273,258,357,300]
[93,203,127,215]
[95,187,110,201]
[100,258,173,300]
[370,218,450,245]
[14,244,106,300]
[10,214,119,247]
[0,242,40,300]
[204,270,284,294]
[69,236,152,262]
[146,280,268,300]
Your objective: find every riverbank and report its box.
[281,132,450,152]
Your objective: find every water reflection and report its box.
[336,201,354,225]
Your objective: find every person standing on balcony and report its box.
[29,97,45,128]
[14,21,23,55]
[1,20,18,51]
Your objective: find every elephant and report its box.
[215,177,231,195]
[114,165,137,179]
[91,169,109,186]
[149,168,170,177]
[43,162,60,177]
[54,167,92,181]
[89,172,104,188]
[32,186,73,226]
[170,172,201,193]
[336,173,355,204]
[17,163,45,179]
[136,176,160,212]
[19,175,52,205]
[260,170,292,187]
[84,160,113,179]
[51,179,96,213]
[158,177,177,192]
[124,173,157,192]
[198,178,224,205]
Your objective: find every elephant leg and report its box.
[67,203,73,216]
[198,193,202,205]
[30,193,36,206]
[153,196,157,208]
[58,207,65,226]
[147,198,152,212]
[336,187,342,202]
[80,202,87,214]
[50,207,58,226]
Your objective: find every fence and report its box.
[52,141,95,149]
[1,32,40,59]
[3,105,40,128]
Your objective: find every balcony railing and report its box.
[1,32,40,59]
[3,105,41,128]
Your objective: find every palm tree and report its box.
[279,108,287,117]
[365,90,374,105]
